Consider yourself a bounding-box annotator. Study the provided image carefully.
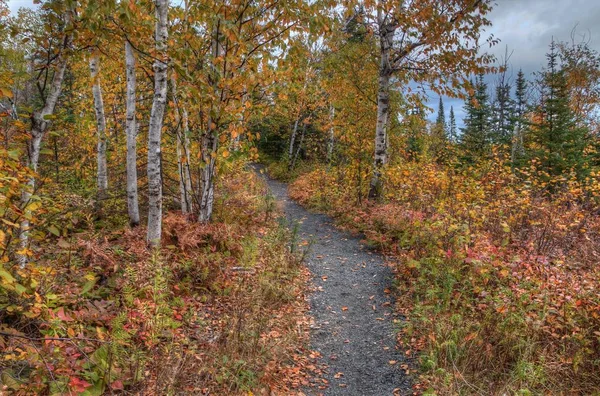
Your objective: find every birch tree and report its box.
[146,0,169,246]
[358,0,496,199]
[18,5,73,265]
[89,53,108,213]
[327,105,335,163]
[125,40,140,226]
[171,73,192,214]
[184,0,322,223]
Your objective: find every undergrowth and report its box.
[283,158,600,395]
[0,165,311,395]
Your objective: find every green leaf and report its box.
[14,283,27,295]
[0,269,16,284]
[81,278,97,295]
[48,225,60,236]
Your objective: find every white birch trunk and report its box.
[198,22,223,223]
[198,124,217,223]
[288,115,300,168]
[146,0,169,246]
[125,41,140,227]
[89,54,108,211]
[171,74,192,213]
[368,17,394,199]
[291,122,306,170]
[18,15,71,266]
[288,73,309,169]
[327,106,335,163]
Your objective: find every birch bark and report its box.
[171,74,192,213]
[89,54,108,212]
[198,22,223,223]
[18,11,71,266]
[368,13,394,199]
[125,41,140,227]
[146,0,169,246]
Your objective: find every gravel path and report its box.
[255,167,411,396]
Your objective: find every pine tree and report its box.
[449,106,457,142]
[490,76,514,145]
[511,69,528,164]
[531,41,589,185]
[430,97,448,162]
[435,96,446,133]
[460,74,491,162]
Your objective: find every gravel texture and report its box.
[255,166,411,396]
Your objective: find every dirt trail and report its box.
[255,167,410,395]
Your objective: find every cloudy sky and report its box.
[7,0,600,126]
[430,0,600,126]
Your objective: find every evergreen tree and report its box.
[531,41,589,185]
[511,69,528,164]
[460,73,491,161]
[435,96,446,133]
[490,75,514,145]
[449,106,457,142]
[405,106,426,161]
[430,97,448,162]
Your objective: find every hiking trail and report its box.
[256,167,411,395]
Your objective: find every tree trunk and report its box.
[368,19,394,200]
[198,123,217,223]
[18,20,71,267]
[125,40,140,227]
[146,0,169,246]
[327,105,335,163]
[288,115,301,169]
[198,22,223,223]
[89,54,108,214]
[510,123,525,166]
[291,122,306,170]
[171,74,192,213]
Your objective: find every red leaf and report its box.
[69,377,91,393]
[110,380,124,390]
[57,307,74,322]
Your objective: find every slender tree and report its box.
[89,53,108,214]
[146,0,169,246]
[531,41,589,184]
[18,4,73,266]
[364,0,495,198]
[511,69,527,164]
[125,40,140,227]
[461,74,491,162]
[171,73,192,214]
[435,96,446,133]
[449,106,457,142]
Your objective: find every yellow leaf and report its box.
[222,150,230,158]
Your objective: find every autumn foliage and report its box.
[0,167,310,394]
[286,154,600,393]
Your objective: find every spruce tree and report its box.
[532,41,589,185]
[449,106,457,142]
[435,96,446,133]
[490,77,514,145]
[460,73,491,162]
[510,69,528,164]
[430,97,448,162]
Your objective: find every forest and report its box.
[1,0,599,395]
